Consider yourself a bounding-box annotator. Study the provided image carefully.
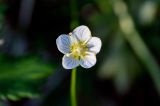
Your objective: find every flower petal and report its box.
[80,52,96,68]
[62,55,79,69]
[72,25,91,42]
[87,37,102,54]
[56,34,71,54]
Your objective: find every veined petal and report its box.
[56,34,71,54]
[72,25,91,42]
[62,55,79,69]
[80,52,96,68]
[87,37,102,54]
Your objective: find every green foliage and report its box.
[0,54,56,101]
[0,4,7,14]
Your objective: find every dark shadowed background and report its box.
[0,0,160,106]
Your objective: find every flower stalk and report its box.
[70,68,77,106]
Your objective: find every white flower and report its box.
[56,25,102,69]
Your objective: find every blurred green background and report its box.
[0,0,160,105]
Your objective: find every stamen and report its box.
[69,32,72,36]
[66,53,72,57]
[70,41,88,60]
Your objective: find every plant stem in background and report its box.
[111,0,160,95]
[70,0,79,30]
[70,68,77,106]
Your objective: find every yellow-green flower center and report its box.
[70,41,88,59]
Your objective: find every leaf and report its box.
[0,54,56,101]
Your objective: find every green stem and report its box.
[70,0,78,104]
[70,68,77,106]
